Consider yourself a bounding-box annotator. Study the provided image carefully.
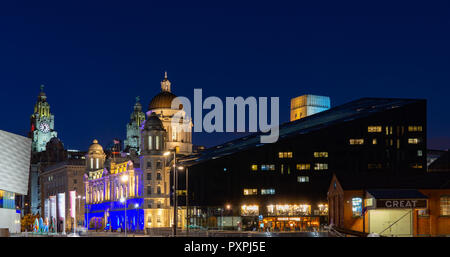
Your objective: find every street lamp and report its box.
[164,149,177,237]
[76,195,85,235]
[177,166,190,236]
[121,174,129,237]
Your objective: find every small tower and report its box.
[86,139,106,173]
[30,85,58,152]
[140,112,172,228]
[161,71,171,92]
[124,96,146,153]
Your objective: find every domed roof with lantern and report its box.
[88,139,105,155]
[148,72,181,110]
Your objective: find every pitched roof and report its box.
[367,189,428,199]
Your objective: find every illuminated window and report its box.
[368,163,382,169]
[261,164,275,171]
[318,204,328,216]
[278,152,293,158]
[352,198,363,216]
[297,176,309,183]
[96,158,99,169]
[251,165,258,171]
[261,189,275,195]
[155,136,160,150]
[314,152,328,158]
[314,163,328,170]
[241,205,259,216]
[368,126,382,132]
[296,164,310,170]
[148,136,152,150]
[90,158,94,169]
[172,129,177,141]
[440,196,450,216]
[417,150,423,157]
[349,139,364,145]
[408,138,420,144]
[267,204,311,216]
[411,163,423,169]
[408,126,423,132]
[372,138,377,145]
[243,189,258,195]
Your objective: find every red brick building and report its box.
[328,173,450,236]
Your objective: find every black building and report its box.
[179,98,427,231]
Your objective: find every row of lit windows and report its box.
[243,189,258,195]
[349,139,364,145]
[408,138,421,144]
[261,164,276,171]
[296,164,310,170]
[368,126,382,133]
[252,163,328,171]
[297,176,309,183]
[408,126,423,132]
[314,152,328,158]
[367,125,423,134]
[348,138,422,146]
[278,152,293,158]
[278,152,328,158]
[148,135,162,150]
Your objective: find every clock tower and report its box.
[29,85,58,153]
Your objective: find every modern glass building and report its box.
[0,130,32,233]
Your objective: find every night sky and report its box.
[1,1,449,151]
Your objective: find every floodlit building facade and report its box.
[40,159,86,233]
[84,73,191,233]
[290,94,330,121]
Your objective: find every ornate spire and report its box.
[134,96,142,112]
[161,71,171,92]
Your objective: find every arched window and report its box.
[90,158,94,169]
[96,158,99,169]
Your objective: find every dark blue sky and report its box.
[1,1,449,150]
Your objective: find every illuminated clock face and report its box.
[39,122,50,133]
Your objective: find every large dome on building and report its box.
[148,91,178,110]
[147,72,183,111]
[88,139,104,155]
